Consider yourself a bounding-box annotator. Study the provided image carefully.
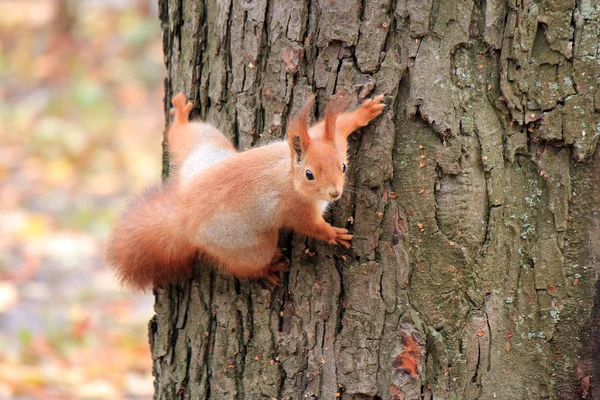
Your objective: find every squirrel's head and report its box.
[287,95,349,202]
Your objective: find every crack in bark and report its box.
[484,311,492,373]
[204,273,215,399]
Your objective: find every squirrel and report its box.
[106,92,385,290]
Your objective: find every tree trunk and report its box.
[150,0,600,398]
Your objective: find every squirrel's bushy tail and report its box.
[106,184,196,290]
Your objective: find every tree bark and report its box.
[151,0,600,399]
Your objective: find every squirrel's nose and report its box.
[329,190,341,199]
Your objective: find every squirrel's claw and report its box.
[263,261,289,285]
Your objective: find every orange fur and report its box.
[107,185,196,290]
[323,94,349,142]
[106,92,385,289]
[168,93,196,166]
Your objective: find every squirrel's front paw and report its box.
[357,95,385,127]
[327,226,353,248]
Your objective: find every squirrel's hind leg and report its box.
[213,238,290,285]
[168,93,237,184]
[168,93,196,167]
[262,260,289,285]
[259,248,289,285]
[170,92,194,124]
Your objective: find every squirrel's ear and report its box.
[288,95,314,163]
[323,93,349,142]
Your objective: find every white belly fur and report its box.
[196,190,280,250]
[180,144,236,184]
[198,210,259,249]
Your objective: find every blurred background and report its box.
[0,0,165,398]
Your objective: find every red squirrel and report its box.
[107,92,385,290]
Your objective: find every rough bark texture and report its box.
[151,0,600,399]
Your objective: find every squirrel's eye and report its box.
[342,163,347,173]
[305,170,315,180]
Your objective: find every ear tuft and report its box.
[324,93,349,142]
[288,94,315,162]
[291,135,303,163]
